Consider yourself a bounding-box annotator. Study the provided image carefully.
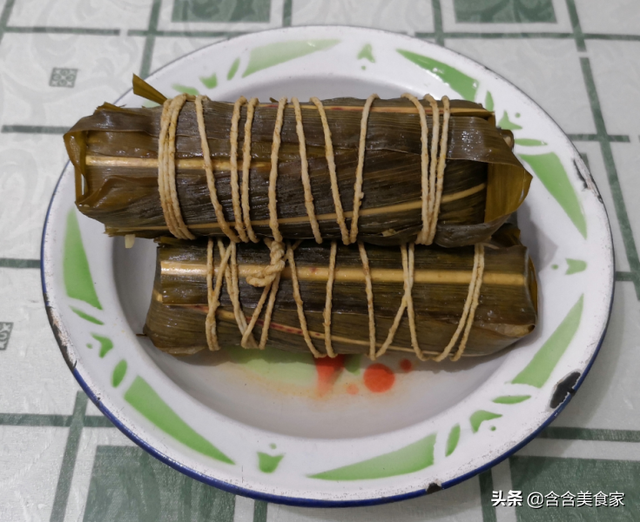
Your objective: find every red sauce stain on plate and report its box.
[346,383,359,395]
[400,358,413,373]
[363,363,395,393]
[315,355,345,395]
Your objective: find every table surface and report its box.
[1,0,639,520]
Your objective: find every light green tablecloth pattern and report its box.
[1,0,639,520]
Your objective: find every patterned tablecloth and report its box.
[1,0,639,520]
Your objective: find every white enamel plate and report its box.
[42,26,614,506]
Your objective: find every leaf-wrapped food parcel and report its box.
[144,225,538,359]
[65,96,532,247]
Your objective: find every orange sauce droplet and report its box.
[315,355,345,395]
[363,363,395,393]
[346,383,359,395]
[400,359,413,373]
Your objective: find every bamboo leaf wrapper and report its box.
[65,95,532,247]
[144,225,537,359]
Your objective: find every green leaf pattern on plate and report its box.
[484,90,494,111]
[566,258,587,275]
[357,43,375,62]
[446,424,461,457]
[498,110,523,130]
[493,395,531,404]
[243,39,340,78]
[70,306,103,325]
[258,452,285,473]
[309,433,436,480]
[112,360,127,388]
[172,83,200,96]
[227,58,240,80]
[470,411,503,433]
[64,210,102,310]
[397,49,479,101]
[125,377,235,464]
[514,138,547,146]
[513,295,584,388]
[200,72,218,89]
[91,333,113,358]
[520,152,587,238]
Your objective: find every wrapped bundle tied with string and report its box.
[144,224,537,361]
[65,75,532,248]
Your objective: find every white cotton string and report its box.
[157,94,196,240]
[161,94,473,361]
[205,238,485,361]
[160,94,451,245]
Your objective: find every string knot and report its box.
[245,239,286,287]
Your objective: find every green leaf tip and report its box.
[132,74,167,105]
